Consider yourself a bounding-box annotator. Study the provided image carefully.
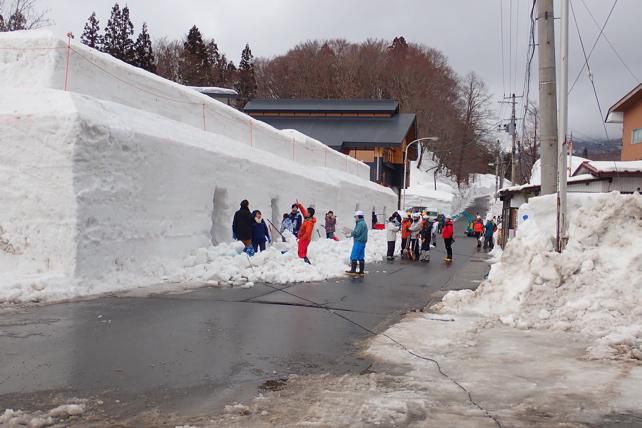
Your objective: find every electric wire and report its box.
[578,0,640,85]
[568,0,618,95]
[499,0,506,98]
[570,0,610,142]
[242,251,503,428]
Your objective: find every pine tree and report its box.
[119,5,135,64]
[101,3,121,56]
[235,44,256,106]
[134,22,155,73]
[179,25,209,85]
[102,2,135,64]
[206,39,221,85]
[81,12,102,49]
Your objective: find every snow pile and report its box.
[1,402,85,427]
[529,156,588,185]
[439,192,642,360]
[173,230,389,286]
[404,158,499,215]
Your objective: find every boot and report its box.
[304,256,311,265]
[345,261,357,274]
[358,261,365,275]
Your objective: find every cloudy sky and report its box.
[41,0,641,141]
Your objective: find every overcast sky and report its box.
[41,0,641,142]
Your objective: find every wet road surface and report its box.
[0,200,490,421]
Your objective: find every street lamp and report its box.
[401,137,439,210]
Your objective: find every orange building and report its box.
[606,83,642,161]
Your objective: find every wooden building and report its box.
[244,99,418,197]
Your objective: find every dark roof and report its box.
[255,114,416,148]
[244,99,399,114]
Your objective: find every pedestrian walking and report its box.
[400,213,412,256]
[473,216,484,249]
[483,219,496,250]
[386,215,400,260]
[442,216,455,262]
[419,215,431,262]
[325,211,337,239]
[371,211,378,229]
[346,211,368,275]
[431,217,439,248]
[295,201,315,264]
[409,213,422,260]
[232,199,254,255]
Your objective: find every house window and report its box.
[633,128,642,144]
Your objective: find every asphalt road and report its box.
[0,198,490,422]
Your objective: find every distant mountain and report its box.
[571,138,621,161]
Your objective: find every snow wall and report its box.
[0,31,396,301]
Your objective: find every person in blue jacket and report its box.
[251,210,271,253]
[346,210,368,275]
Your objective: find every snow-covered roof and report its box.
[574,160,642,176]
[188,86,239,97]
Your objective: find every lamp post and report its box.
[401,137,439,210]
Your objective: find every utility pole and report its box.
[510,93,518,184]
[538,0,559,195]
[495,140,501,193]
[557,0,569,252]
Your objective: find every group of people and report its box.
[471,214,498,251]
[386,211,456,262]
[234,199,500,275]
[232,199,369,273]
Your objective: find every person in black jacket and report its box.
[251,210,271,252]
[232,200,254,250]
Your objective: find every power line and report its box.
[568,0,618,94]
[570,0,610,141]
[578,0,640,85]
[520,0,537,141]
[508,0,513,95]
[513,0,520,93]
[499,0,506,98]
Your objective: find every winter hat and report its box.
[412,212,420,219]
[354,210,364,217]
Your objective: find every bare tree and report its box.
[453,72,493,186]
[154,37,183,82]
[0,0,50,31]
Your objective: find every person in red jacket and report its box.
[473,216,484,249]
[442,216,455,262]
[296,201,316,264]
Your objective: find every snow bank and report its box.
[529,156,588,185]
[0,30,369,180]
[405,158,500,215]
[0,31,396,303]
[174,230,390,286]
[439,192,642,360]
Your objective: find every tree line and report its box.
[253,36,496,184]
[80,2,257,105]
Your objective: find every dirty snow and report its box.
[439,192,642,360]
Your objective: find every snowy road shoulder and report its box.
[205,312,642,427]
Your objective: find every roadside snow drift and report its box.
[439,192,642,360]
[405,158,499,215]
[0,31,396,303]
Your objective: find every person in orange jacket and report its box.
[296,201,316,264]
[473,215,484,249]
[400,214,412,254]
